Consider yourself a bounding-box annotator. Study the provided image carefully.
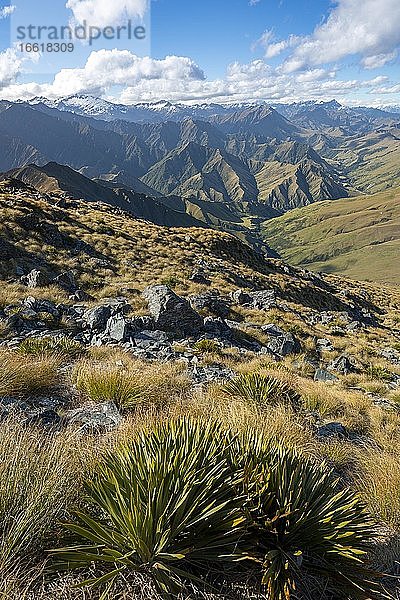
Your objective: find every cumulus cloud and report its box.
[0,5,15,18]
[0,49,22,88]
[0,49,398,106]
[269,0,400,71]
[66,0,148,27]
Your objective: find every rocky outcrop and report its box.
[143,285,204,336]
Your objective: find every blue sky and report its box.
[0,0,399,105]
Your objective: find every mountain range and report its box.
[1,95,399,281]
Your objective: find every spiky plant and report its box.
[51,419,246,597]
[230,433,382,600]
[18,337,85,360]
[223,373,301,410]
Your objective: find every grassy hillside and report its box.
[262,187,400,284]
[1,179,400,599]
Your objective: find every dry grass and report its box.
[0,349,61,397]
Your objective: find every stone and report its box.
[380,347,400,366]
[133,330,169,349]
[314,369,339,383]
[249,289,277,310]
[23,297,60,319]
[189,363,235,385]
[83,306,112,331]
[143,285,203,336]
[317,422,347,439]
[203,317,232,338]
[316,338,334,352]
[52,271,77,293]
[231,289,253,306]
[261,323,299,357]
[65,401,122,432]
[105,315,131,342]
[190,291,230,318]
[21,269,49,289]
[328,355,355,375]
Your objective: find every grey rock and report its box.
[189,363,235,385]
[328,355,355,375]
[190,291,230,318]
[317,422,347,439]
[143,285,203,335]
[23,297,60,319]
[203,317,231,338]
[314,369,339,383]
[189,271,211,285]
[261,323,299,357]
[133,330,169,349]
[65,401,122,432]
[105,315,131,342]
[21,269,49,289]
[316,338,334,352]
[52,271,77,293]
[231,289,253,306]
[83,306,112,331]
[380,347,400,366]
[250,289,277,310]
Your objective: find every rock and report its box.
[52,271,77,293]
[101,297,132,316]
[65,401,122,432]
[133,330,169,350]
[316,338,334,352]
[105,315,131,342]
[25,408,61,428]
[83,306,112,331]
[70,289,93,302]
[23,297,60,319]
[261,324,300,357]
[203,317,232,338]
[21,269,49,289]
[189,271,211,285]
[249,289,277,310]
[232,289,276,310]
[130,315,155,331]
[328,355,355,375]
[231,289,253,306]
[346,321,362,333]
[190,291,230,318]
[314,369,339,383]
[189,363,235,385]
[143,285,203,336]
[317,422,348,439]
[380,347,400,366]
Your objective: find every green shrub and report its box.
[223,372,301,410]
[51,419,380,599]
[19,336,85,360]
[74,364,142,410]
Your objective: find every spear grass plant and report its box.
[51,419,383,600]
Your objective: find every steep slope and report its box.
[262,187,400,284]
[0,163,206,229]
[255,159,349,211]
[210,105,302,139]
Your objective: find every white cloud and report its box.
[0,49,22,88]
[0,49,398,107]
[0,5,15,18]
[66,0,148,28]
[269,0,400,71]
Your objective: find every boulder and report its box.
[143,285,203,336]
[314,369,339,383]
[203,317,232,338]
[231,288,276,310]
[23,297,60,319]
[105,315,131,342]
[316,338,334,352]
[262,323,299,357]
[21,269,49,289]
[328,355,355,375]
[317,422,347,439]
[83,306,112,331]
[190,291,230,318]
[65,401,122,433]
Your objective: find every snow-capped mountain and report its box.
[23,95,263,123]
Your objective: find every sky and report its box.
[0,0,399,106]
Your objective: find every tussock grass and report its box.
[0,349,61,397]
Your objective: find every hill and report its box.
[262,187,400,284]
[0,180,400,599]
